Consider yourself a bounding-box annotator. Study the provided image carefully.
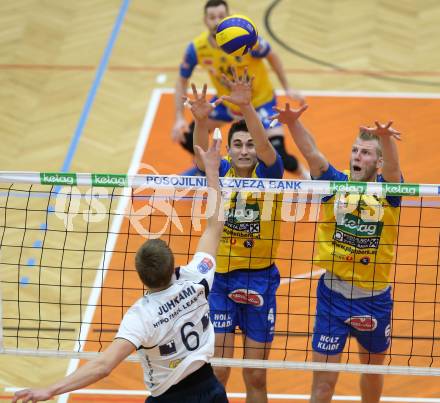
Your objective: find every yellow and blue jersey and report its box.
[314,164,402,291]
[216,154,283,273]
[180,31,275,113]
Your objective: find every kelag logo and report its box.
[337,213,383,237]
[92,174,128,187]
[40,172,77,186]
[382,183,419,196]
[330,181,367,194]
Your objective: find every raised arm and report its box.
[13,339,135,402]
[172,43,199,143]
[266,50,305,105]
[186,83,222,171]
[195,138,223,257]
[172,76,190,143]
[271,103,329,178]
[221,67,278,167]
[360,121,402,183]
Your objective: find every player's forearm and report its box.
[240,104,270,149]
[240,104,277,166]
[380,136,401,182]
[205,163,222,232]
[175,77,188,119]
[193,120,210,170]
[47,360,110,398]
[287,120,316,156]
[287,120,328,175]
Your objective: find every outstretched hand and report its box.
[285,88,306,106]
[183,83,222,122]
[194,137,222,173]
[360,121,402,141]
[13,388,53,402]
[271,103,309,125]
[221,67,254,107]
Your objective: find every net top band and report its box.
[0,171,437,197]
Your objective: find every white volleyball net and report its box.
[1,171,440,376]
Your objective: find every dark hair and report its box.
[227,120,249,146]
[135,239,174,289]
[204,0,229,14]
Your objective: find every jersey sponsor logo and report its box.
[337,214,383,236]
[334,229,379,249]
[360,256,370,265]
[228,288,264,307]
[225,195,261,235]
[169,358,183,369]
[345,315,378,331]
[197,257,213,274]
[159,340,177,356]
[334,213,383,250]
[243,239,254,248]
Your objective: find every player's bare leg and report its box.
[310,351,342,403]
[358,344,387,403]
[242,335,272,403]
[213,332,235,386]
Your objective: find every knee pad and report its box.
[180,121,195,154]
[269,136,299,172]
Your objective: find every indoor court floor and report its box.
[1,1,440,402]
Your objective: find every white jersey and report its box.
[115,252,216,397]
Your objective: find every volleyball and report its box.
[215,14,258,56]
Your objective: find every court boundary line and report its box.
[157,87,440,99]
[58,88,162,403]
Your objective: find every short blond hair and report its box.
[358,130,382,158]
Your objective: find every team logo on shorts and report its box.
[197,257,213,274]
[228,288,264,307]
[345,315,378,331]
